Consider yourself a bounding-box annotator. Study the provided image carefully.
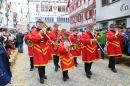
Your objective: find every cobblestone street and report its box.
[7,44,130,86]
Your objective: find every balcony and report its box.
[70,18,95,28]
[69,0,95,16]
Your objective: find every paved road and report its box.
[7,44,130,86]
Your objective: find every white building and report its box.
[0,0,14,29]
[96,0,130,29]
[28,0,70,31]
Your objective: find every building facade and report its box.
[28,0,70,31]
[0,0,14,29]
[67,0,96,31]
[96,0,130,29]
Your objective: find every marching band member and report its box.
[114,25,123,64]
[24,26,36,71]
[81,24,100,79]
[69,28,81,67]
[49,23,62,71]
[107,24,122,73]
[29,20,50,84]
[58,32,75,81]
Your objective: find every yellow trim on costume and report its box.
[87,45,96,50]
[29,56,33,57]
[83,58,100,63]
[90,39,92,45]
[107,54,122,56]
[107,42,120,47]
[63,61,72,66]
[38,32,43,39]
[65,47,68,52]
[87,48,96,53]
[115,34,118,38]
[34,64,47,66]
[62,66,75,71]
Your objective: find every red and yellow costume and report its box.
[29,29,51,66]
[81,32,100,63]
[69,34,81,58]
[106,30,122,57]
[49,30,62,56]
[58,41,75,71]
[24,33,33,57]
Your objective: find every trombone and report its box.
[92,30,105,54]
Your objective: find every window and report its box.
[48,6,52,11]
[102,0,120,6]
[78,14,81,21]
[36,4,39,12]
[58,6,61,12]
[74,4,76,10]
[102,22,108,29]
[78,0,81,7]
[62,6,66,12]
[44,5,48,11]
[102,0,108,6]
[41,5,44,12]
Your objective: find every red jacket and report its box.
[58,41,75,71]
[24,33,33,57]
[106,31,122,57]
[69,34,81,57]
[81,32,100,63]
[29,29,51,66]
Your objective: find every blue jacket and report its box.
[0,43,12,86]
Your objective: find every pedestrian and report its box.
[106,24,122,73]
[0,36,12,86]
[99,28,106,59]
[16,30,24,53]
[81,24,100,79]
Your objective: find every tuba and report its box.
[25,40,33,47]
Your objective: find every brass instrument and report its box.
[54,29,66,50]
[94,31,102,38]
[45,27,52,34]
[25,40,33,47]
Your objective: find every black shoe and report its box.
[86,74,91,79]
[89,71,92,75]
[111,69,117,73]
[43,75,47,79]
[40,79,44,84]
[66,75,69,79]
[30,68,34,71]
[63,77,67,81]
[58,65,60,68]
[55,66,58,71]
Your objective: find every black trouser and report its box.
[74,57,77,64]
[30,57,34,68]
[109,56,115,69]
[53,55,59,67]
[100,44,105,59]
[63,70,68,78]
[84,62,93,74]
[38,66,45,79]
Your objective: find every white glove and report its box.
[64,41,70,47]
